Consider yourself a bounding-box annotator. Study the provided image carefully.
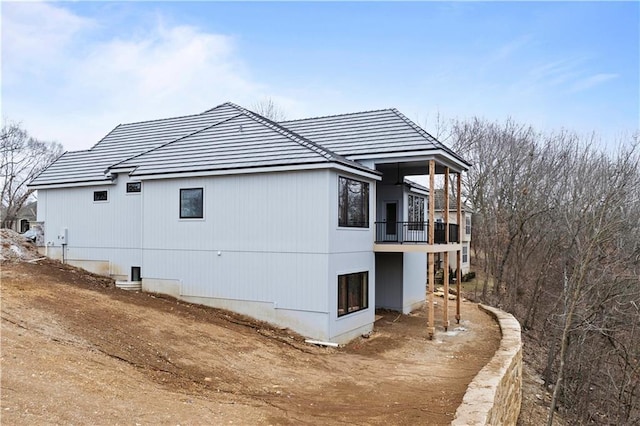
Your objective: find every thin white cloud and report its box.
[492,35,533,61]
[2,2,94,83]
[2,2,294,151]
[570,73,619,93]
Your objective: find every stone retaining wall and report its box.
[452,304,522,425]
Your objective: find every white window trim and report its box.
[336,270,370,319]
[179,187,205,220]
[126,181,142,195]
[337,175,371,230]
[93,189,109,203]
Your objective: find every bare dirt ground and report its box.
[1,259,501,425]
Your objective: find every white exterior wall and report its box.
[36,176,142,279]
[140,169,334,339]
[327,171,377,342]
[402,252,427,313]
[37,167,380,343]
[376,184,403,222]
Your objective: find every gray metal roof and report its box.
[29,104,240,186]
[115,105,368,176]
[30,102,468,187]
[281,109,470,166]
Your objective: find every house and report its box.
[29,102,470,343]
[1,201,37,233]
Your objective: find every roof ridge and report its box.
[201,101,236,114]
[227,103,379,175]
[117,106,228,128]
[227,103,344,162]
[280,107,396,123]
[109,112,243,170]
[390,108,440,144]
[390,109,471,166]
[88,124,122,151]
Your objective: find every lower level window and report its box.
[462,246,468,263]
[338,271,368,317]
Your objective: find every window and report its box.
[338,272,368,317]
[462,246,468,263]
[94,190,108,202]
[131,266,141,282]
[180,188,203,219]
[338,176,369,228]
[408,194,425,230]
[127,182,142,193]
[465,216,471,235]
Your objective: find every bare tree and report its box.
[1,120,63,229]
[252,97,288,122]
[546,140,640,425]
[450,116,640,424]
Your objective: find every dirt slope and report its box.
[1,260,500,425]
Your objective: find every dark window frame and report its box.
[93,190,108,202]
[408,194,425,230]
[180,188,204,219]
[126,182,142,193]
[338,176,369,228]
[338,271,369,317]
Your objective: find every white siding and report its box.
[142,170,331,314]
[403,252,427,313]
[38,167,382,342]
[327,171,377,340]
[37,175,142,278]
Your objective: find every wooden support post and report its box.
[444,168,450,243]
[427,160,436,339]
[456,250,462,324]
[443,252,449,331]
[428,252,435,339]
[443,167,450,331]
[456,172,462,324]
[429,160,435,245]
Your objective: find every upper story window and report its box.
[408,194,425,230]
[465,216,471,235]
[180,188,203,219]
[127,182,142,193]
[338,176,369,228]
[93,190,108,202]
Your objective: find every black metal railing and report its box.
[375,222,460,244]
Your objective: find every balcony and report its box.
[375,222,460,244]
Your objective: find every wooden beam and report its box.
[456,172,463,324]
[429,160,435,245]
[443,167,450,331]
[427,252,435,339]
[427,160,436,339]
[443,251,450,331]
[444,167,450,242]
[456,250,462,324]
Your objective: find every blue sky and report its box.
[2,1,638,151]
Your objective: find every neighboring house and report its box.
[29,102,470,343]
[1,201,37,233]
[434,190,472,275]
